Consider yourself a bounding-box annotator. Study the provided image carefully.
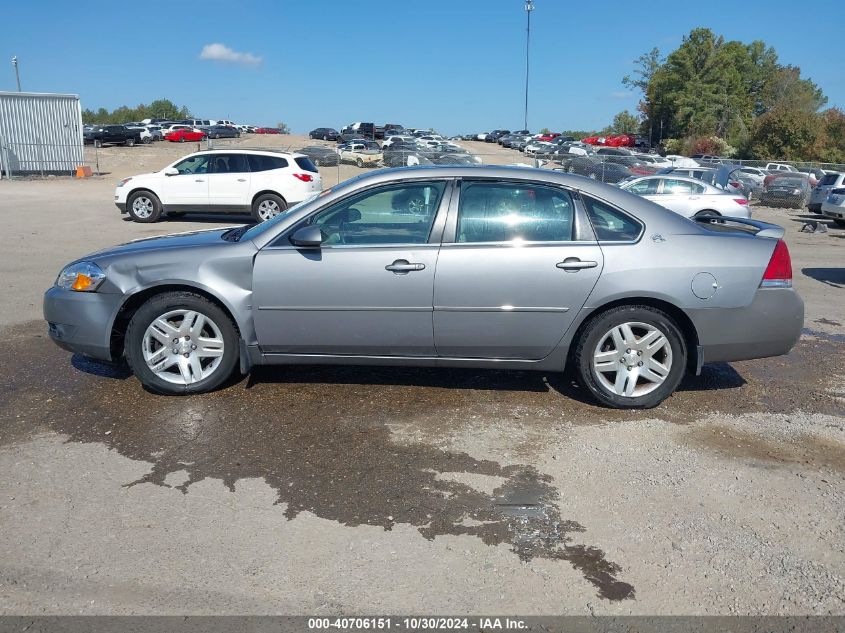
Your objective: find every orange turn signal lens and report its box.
[71,273,93,291]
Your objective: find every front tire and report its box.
[251,193,287,222]
[573,305,687,409]
[127,190,162,223]
[124,292,239,395]
[125,138,135,147]
[356,158,364,168]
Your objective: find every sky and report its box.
[2,0,843,136]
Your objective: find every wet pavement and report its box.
[2,321,844,607]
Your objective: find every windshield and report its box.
[237,192,322,242]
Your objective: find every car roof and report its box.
[192,148,305,158]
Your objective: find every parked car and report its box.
[254,127,280,134]
[821,187,845,226]
[339,122,375,142]
[760,175,812,209]
[338,142,382,168]
[298,145,340,167]
[733,166,769,187]
[382,135,416,148]
[84,125,142,148]
[382,146,433,168]
[485,130,510,143]
[165,128,207,143]
[618,175,750,218]
[46,166,803,410]
[808,172,845,213]
[557,155,632,183]
[124,125,153,144]
[765,162,798,173]
[113,149,321,223]
[309,128,340,141]
[206,125,240,139]
[795,167,823,187]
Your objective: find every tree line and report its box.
[612,28,844,163]
[81,99,192,124]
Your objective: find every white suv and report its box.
[115,149,322,223]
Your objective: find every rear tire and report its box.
[179,137,185,143]
[125,138,135,147]
[93,139,103,148]
[127,190,162,223]
[124,291,239,395]
[251,193,287,222]
[573,305,687,409]
[356,158,364,168]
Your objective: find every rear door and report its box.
[433,179,603,359]
[206,153,251,211]
[657,178,705,216]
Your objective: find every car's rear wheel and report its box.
[323,135,329,141]
[127,191,162,223]
[252,193,286,222]
[125,138,135,147]
[356,158,364,168]
[574,305,687,409]
[313,158,321,167]
[93,139,102,148]
[179,137,185,143]
[125,292,239,395]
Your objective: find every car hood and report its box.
[83,226,242,261]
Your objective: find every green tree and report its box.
[747,107,823,160]
[606,111,641,134]
[276,122,291,134]
[81,99,192,124]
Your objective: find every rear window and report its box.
[248,155,289,172]
[582,196,643,242]
[819,173,840,186]
[295,156,318,173]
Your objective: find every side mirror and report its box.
[164,167,179,176]
[289,225,323,248]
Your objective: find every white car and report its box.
[618,175,750,219]
[382,135,415,148]
[114,149,322,223]
[765,162,798,173]
[808,172,845,213]
[476,132,490,141]
[821,187,845,226]
[664,155,700,168]
[124,125,153,143]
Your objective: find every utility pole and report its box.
[11,56,21,92]
[523,0,534,131]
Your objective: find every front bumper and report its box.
[688,287,804,364]
[43,287,124,361]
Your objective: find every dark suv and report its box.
[309,127,340,141]
[83,125,142,147]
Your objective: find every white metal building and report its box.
[0,91,83,177]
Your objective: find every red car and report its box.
[537,132,560,142]
[164,129,206,143]
[254,127,280,135]
[582,134,637,147]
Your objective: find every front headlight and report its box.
[56,261,106,292]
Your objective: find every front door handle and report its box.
[385,259,425,274]
[556,258,598,272]
[195,179,205,182]
[237,178,247,182]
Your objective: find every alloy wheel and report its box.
[592,322,673,397]
[142,309,225,385]
[132,196,154,219]
[257,199,281,220]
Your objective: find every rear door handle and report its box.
[195,179,205,182]
[556,258,598,272]
[385,259,425,274]
[237,178,247,182]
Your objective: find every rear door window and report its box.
[248,155,289,172]
[456,181,574,243]
[209,153,249,173]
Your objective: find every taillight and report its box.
[734,198,748,205]
[761,240,792,288]
[292,173,313,182]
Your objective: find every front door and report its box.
[161,154,210,209]
[252,180,451,356]
[206,153,251,211]
[433,179,603,359]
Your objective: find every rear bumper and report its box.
[688,288,804,364]
[822,205,845,220]
[43,287,124,362]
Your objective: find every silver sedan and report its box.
[43,166,802,409]
[618,175,751,218]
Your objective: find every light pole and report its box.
[523,0,534,131]
[11,56,21,92]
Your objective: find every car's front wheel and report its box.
[125,292,240,395]
[574,305,686,409]
[127,190,162,223]
[252,193,286,222]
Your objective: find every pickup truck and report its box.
[83,125,143,148]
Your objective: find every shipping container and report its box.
[0,91,83,177]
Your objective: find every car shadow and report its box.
[71,354,132,379]
[802,267,845,288]
[121,214,251,225]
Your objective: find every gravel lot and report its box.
[0,135,843,615]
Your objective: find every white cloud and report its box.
[199,43,262,66]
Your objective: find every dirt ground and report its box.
[0,136,843,615]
